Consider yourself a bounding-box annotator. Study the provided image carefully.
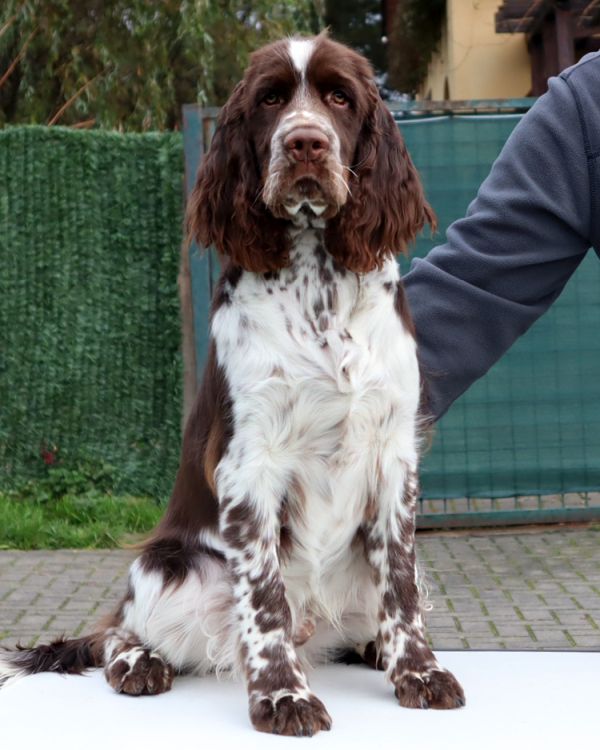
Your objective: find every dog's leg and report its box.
[101,548,237,695]
[353,640,385,670]
[218,459,331,736]
[363,465,465,709]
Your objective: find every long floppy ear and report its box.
[326,89,436,273]
[186,82,290,273]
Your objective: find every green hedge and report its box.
[0,126,184,498]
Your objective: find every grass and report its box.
[0,461,166,549]
[0,491,164,549]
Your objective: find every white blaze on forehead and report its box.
[288,39,315,79]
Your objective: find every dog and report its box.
[0,33,465,736]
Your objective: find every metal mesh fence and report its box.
[395,109,600,522]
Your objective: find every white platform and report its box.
[0,651,598,749]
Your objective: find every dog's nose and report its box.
[284,128,330,163]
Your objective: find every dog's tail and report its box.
[0,634,105,689]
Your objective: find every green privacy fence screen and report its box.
[184,102,600,521]
[0,127,183,498]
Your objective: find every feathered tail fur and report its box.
[0,634,105,689]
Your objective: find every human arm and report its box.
[404,62,599,421]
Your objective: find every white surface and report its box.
[0,651,598,749]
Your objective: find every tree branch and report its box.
[70,118,96,129]
[0,13,18,39]
[0,27,36,90]
[47,74,99,126]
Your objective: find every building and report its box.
[385,0,600,100]
[496,0,600,94]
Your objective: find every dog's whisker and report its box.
[333,171,352,197]
[343,165,359,180]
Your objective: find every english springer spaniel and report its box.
[0,34,465,735]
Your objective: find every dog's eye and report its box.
[329,90,349,107]
[262,91,284,107]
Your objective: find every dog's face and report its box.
[188,34,434,274]
[247,38,369,221]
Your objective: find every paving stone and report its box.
[1,528,600,651]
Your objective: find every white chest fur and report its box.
[212,229,420,628]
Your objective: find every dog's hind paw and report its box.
[104,647,174,696]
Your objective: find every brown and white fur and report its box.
[0,34,464,736]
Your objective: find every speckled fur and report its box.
[0,34,463,735]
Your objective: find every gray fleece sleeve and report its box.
[404,71,594,422]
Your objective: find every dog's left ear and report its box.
[186,81,290,273]
[326,88,436,273]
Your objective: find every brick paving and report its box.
[1,526,599,651]
[419,526,600,650]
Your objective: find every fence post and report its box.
[178,235,197,427]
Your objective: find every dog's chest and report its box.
[212,230,419,582]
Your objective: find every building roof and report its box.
[496,0,600,34]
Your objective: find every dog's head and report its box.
[187,34,434,273]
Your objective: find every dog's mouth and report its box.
[282,177,330,218]
[263,159,349,223]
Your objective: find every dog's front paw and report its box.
[394,668,465,710]
[250,692,332,736]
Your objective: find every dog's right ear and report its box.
[186,81,290,273]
